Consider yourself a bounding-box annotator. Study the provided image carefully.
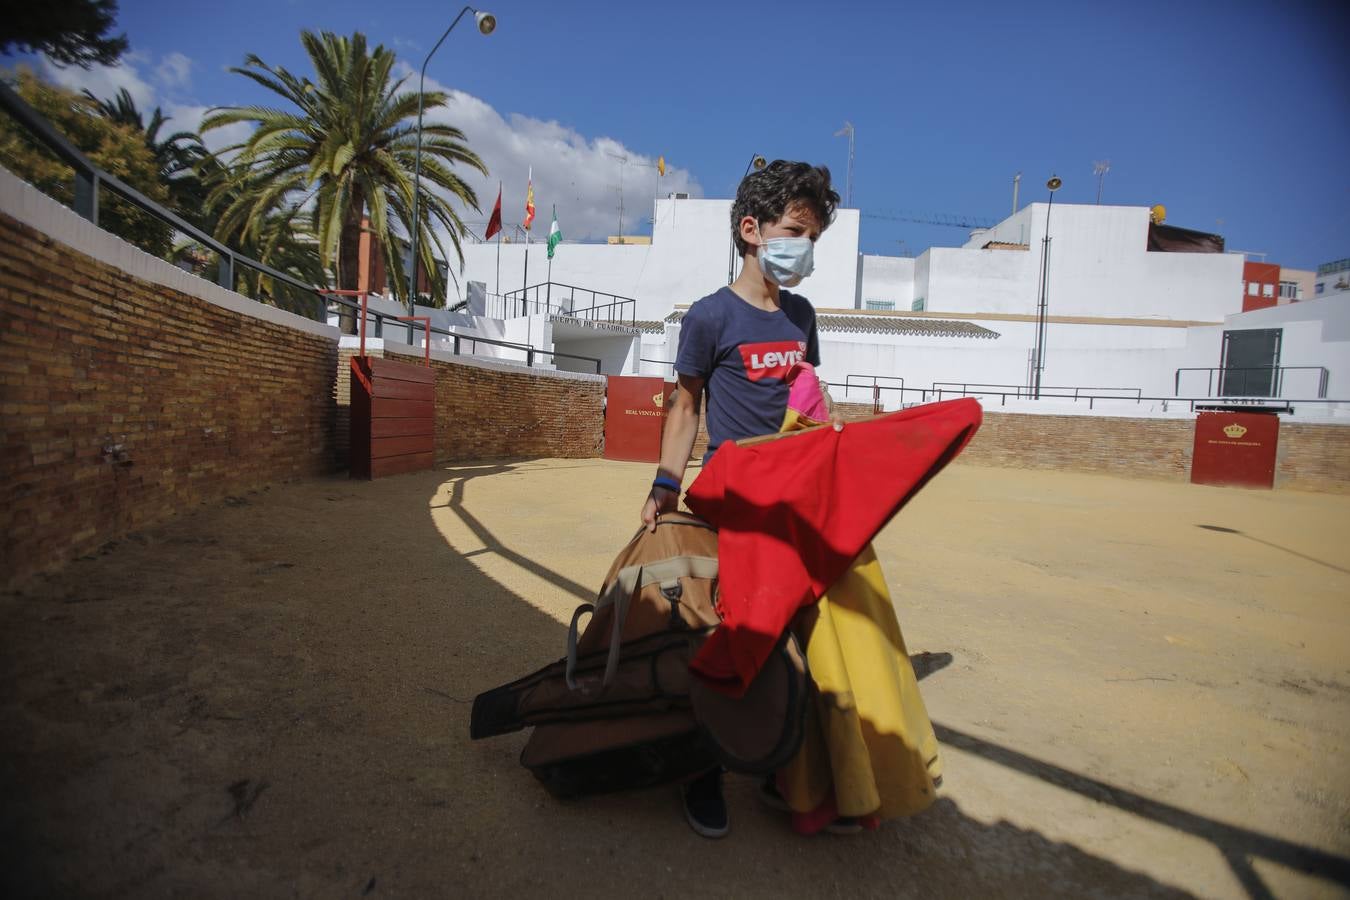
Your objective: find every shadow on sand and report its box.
[0,463,1344,897]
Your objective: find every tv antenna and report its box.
[834,121,855,207]
[607,152,661,241]
[606,152,628,240]
[1093,160,1111,205]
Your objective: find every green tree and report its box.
[0,69,172,256]
[83,87,210,225]
[79,85,325,310]
[0,0,127,69]
[202,30,487,330]
[195,159,327,316]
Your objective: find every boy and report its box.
[639,160,841,838]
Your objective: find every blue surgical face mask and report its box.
[755,223,815,288]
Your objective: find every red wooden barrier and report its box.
[350,356,436,479]
[1191,411,1279,489]
[604,376,670,463]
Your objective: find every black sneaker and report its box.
[825,816,863,836]
[757,775,790,813]
[681,768,729,839]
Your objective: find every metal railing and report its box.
[827,381,1345,414]
[0,79,328,319]
[843,374,905,403]
[640,357,677,375]
[1174,366,1330,399]
[322,290,603,374]
[931,381,1143,403]
[500,282,637,325]
[0,81,603,373]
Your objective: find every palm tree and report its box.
[201,31,487,330]
[82,85,322,304]
[84,87,209,221]
[194,158,328,315]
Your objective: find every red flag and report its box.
[523,167,535,231]
[485,184,502,240]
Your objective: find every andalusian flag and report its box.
[523,167,536,230]
[547,207,562,259]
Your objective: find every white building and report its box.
[417,196,1348,420]
[1314,258,1350,299]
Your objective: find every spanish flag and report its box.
[523,167,536,231]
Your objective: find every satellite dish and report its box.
[1150,204,1167,225]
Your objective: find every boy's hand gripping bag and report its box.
[469,512,812,795]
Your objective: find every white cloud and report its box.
[155,52,192,90]
[412,66,702,242]
[33,50,247,155]
[39,51,157,110]
[164,103,250,155]
[33,52,702,248]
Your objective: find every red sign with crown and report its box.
[1191,412,1280,489]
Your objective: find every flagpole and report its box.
[494,180,502,301]
[522,166,533,316]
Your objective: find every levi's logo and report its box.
[739,340,807,382]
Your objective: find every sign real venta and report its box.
[603,376,671,463]
[1191,412,1280,489]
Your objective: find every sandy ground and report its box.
[2,458,1348,899]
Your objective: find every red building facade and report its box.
[1241,261,1281,312]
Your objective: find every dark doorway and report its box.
[1219,329,1282,397]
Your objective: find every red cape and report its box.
[684,398,983,696]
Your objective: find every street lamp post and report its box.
[1032,174,1062,399]
[407,6,495,324]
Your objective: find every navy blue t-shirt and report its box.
[675,287,821,458]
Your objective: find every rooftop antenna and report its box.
[607,151,628,240]
[834,121,855,207]
[1093,160,1111,205]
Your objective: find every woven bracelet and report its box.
[651,476,682,493]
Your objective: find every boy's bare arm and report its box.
[641,373,704,530]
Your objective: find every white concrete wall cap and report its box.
[368,336,605,383]
[0,167,339,341]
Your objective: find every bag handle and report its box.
[565,555,719,691]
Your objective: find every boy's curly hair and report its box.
[730,160,840,256]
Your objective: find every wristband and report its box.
[651,475,682,494]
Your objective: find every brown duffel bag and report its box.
[469,512,811,798]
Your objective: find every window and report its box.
[1247,282,1259,296]
[1279,281,1299,300]
[1317,283,1325,294]
[1262,284,1274,298]
[865,300,894,311]
[911,297,926,312]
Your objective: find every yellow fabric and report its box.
[777,408,942,819]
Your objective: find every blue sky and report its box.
[7,0,1349,269]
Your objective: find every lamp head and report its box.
[752,155,767,170]
[475,10,496,34]
[1046,175,1063,192]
